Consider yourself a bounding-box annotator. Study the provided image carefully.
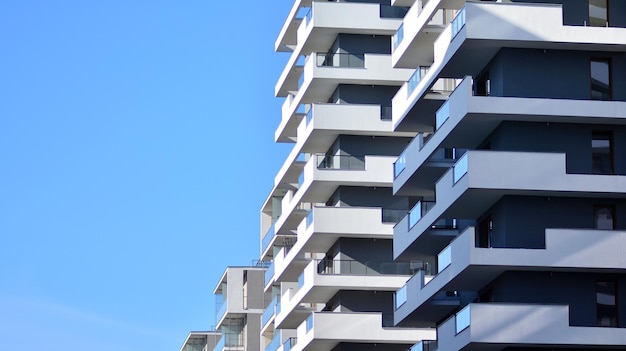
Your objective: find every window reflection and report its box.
[596,280,618,327]
[591,58,611,100]
[594,205,615,230]
[592,131,613,174]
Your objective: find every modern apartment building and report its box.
[213,266,268,351]
[259,2,435,351]
[390,0,626,350]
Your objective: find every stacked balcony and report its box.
[390,1,626,350]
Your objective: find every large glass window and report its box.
[591,58,611,100]
[589,0,609,27]
[596,280,618,327]
[592,131,613,174]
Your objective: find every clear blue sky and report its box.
[0,1,291,350]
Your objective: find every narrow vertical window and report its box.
[594,205,616,230]
[589,0,609,27]
[596,280,618,327]
[476,215,493,248]
[592,131,613,174]
[591,58,611,100]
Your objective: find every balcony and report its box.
[395,226,626,326]
[272,154,396,247]
[214,333,244,351]
[276,100,414,147]
[262,296,279,328]
[276,258,423,329]
[276,0,405,90]
[393,0,463,68]
[393,1,626,131]
[289,311,435,351]
[272,206,403,288]
[437,303,626,351]
[264,260,275,288]
[394,75,626,195]
[280,52,413,140]
[394,150,626,260]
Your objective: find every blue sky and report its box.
[0,1,291,350]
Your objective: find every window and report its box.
[594,205,615,230]
[475,72,490,96]
[591,58,611,100]
[596,280,618,327]
[592,131,613,174]
[589,0,609,27]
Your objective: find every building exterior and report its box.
[213,266,268,351]
[180,331,221,351]
[390,0,626,350]
[259,2,435,351]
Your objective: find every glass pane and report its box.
[589,0,608,27]
[591,59,611,100]
[592,132,612,174]
[597,280,617,327]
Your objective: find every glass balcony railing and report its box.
[306,314,314,332]
[264,260,275,287]
[380,5,409,19]
[305,107,313,126]
[408,200,436,229]
[437,245,452,273]
[407,66,429,96]
[382,208,406,224]
[316,52,365,68]
[411,340,438,351]
[455,305,471,334]
[306,210,314,227]
[216,301,228,323]
[297,71,305,89]
[265,333,281,351]
[316,154,365,170]
[395,285,407,309]
[381,105,392,120]
[298,171,305,188]
[392,23,404,51]
[394,151,406,178]
[262,223,276,254]
[215,333,244,351]
[262,296,278,327]
[316,259,427,276]
[435,100,450,130]
[302,7,312,26]
[214,336,225,351]
[297,271,305,290]
[450,6,466,39]
[283,338,296,351]
[452,153,468,183]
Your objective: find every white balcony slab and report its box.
[276,259,411,329]
[273,206,397,285]
[393,1,626,130]
[393,76,626,195]
[438,303,626,351]
[276,1,404,97]
[392,0,463,68]
[277,102,414,152]
[395,150,626,260]
[279,53,413,141]
[291,312,435,351]
[395,227,626,326]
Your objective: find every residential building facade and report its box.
[213,266,268,351]
[391,0,626,350]
[260,1,435,351]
